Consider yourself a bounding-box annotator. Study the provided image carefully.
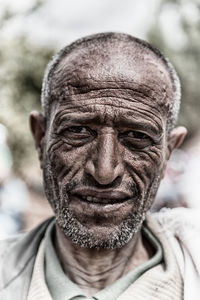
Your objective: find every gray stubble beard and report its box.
[43,162,161,249]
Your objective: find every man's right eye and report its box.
[66,126,89,134]
[61,126,92,137]
[58,126,96,146]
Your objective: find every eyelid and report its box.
[57,125,97,139]
[119,130,150,138]
[56,125,86,134]
[67,126,89,133]
[119,130,163,144]
[128,131,149,137]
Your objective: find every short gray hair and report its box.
[41,32,181,132]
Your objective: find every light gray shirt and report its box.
[44,221,163,300]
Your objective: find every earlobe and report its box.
[162,126,187,179]
[29,111,46,167]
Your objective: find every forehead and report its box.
[50,42,173,119]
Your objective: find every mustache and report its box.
[64,178,140,199]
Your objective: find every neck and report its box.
[54,224,152,297]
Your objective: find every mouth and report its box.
[68,188,135,225]
[74,194,129,205]
[70,189,131,205]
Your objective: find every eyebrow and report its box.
[55,112,162,137]
[55,112,102,126]
[115,116,162,136]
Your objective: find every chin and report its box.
[56,206,145,249]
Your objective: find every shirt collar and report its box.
[44,220,162,300]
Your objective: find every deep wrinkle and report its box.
[54,224,150,296]
[30,34,186,297]
[55,112,163,141]
[43,45,170,248]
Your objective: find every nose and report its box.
[85,131,124,185]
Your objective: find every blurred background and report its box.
[0,0,200,238]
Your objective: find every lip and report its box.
[70,188,132,204]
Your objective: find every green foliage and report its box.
[0,37,54,174]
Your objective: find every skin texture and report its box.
[30,39,186,296]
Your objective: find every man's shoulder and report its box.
[151,207,200,234]
[0,217,54,297]
[152,207,200,298]
[0,217,54,259]
[149,207,200,277]
[149,207,200,246]
[0,235,23,263]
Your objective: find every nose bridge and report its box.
[98,131,117,170]
[86,129,124,185]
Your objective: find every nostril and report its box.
[85,173,122,189]
[85,156,124,186]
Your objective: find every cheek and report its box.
[46,137,90,180]
[124,146,165,187]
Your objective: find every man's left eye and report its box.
[58,126,95,146]
[124,131,150,140]
[119,130,153,150]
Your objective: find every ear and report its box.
[29,111,46,168]
[162,126,187,178]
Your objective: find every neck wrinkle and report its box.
[54,223,151,296]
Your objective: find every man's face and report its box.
[41,45,174,248]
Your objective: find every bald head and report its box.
[41,32,181,132]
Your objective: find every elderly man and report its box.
[0,32,199,300]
